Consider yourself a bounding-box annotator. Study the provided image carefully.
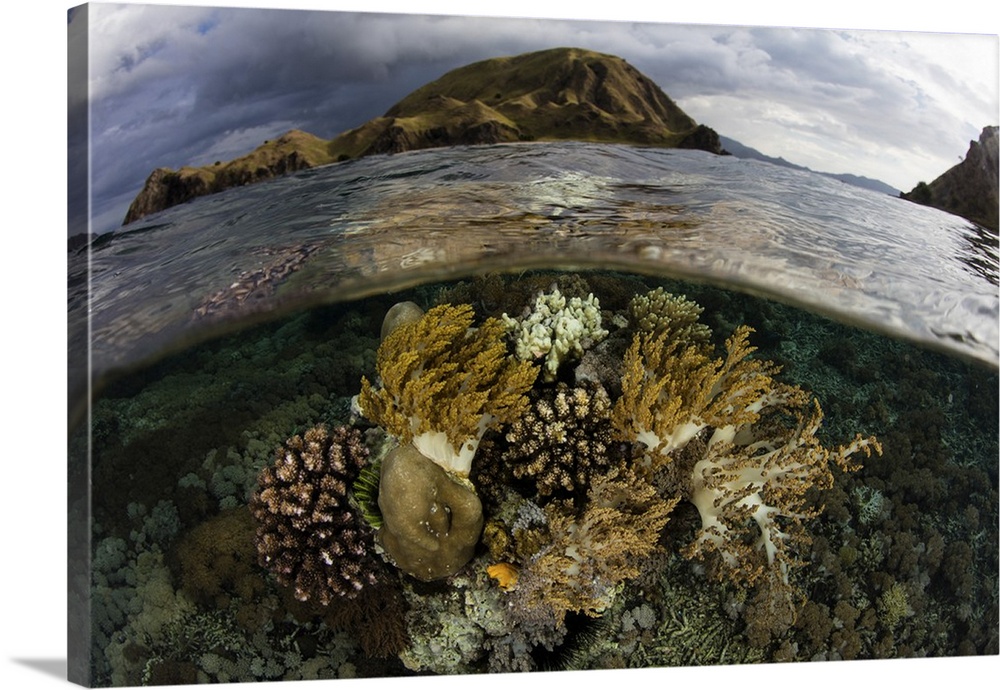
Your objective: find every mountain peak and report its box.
[122,47,723,224]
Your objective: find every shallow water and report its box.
[68,142,999,685]
[68,142,998,424]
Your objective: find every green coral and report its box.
[878,582,913,629]
[398,586,485,674]
[351,458,383,530]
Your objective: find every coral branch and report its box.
[612,324,787,459]
[359,303,538,476]
[249,424,382,605]
[684,399,881,586]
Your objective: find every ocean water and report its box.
[68,142,998,685]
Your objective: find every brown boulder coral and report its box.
[377,443,484,581]
[249,424,381,604]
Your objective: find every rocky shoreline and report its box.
[122,48,726,225]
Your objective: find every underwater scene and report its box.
[72,268,998,685]
[67,140,999,686]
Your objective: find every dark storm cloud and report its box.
[79,4,997,233]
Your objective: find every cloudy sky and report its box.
[71,1,998,234]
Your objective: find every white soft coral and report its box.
[685,399,880,584]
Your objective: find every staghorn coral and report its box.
[358,302,538,477]
[249,424,382,605]
[492,380,623,504]
[627,287,711,348]
[502,286,609,382]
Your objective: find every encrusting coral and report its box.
[358,303,538,477]
[249,424,382,605]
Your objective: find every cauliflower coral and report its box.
[502,286,608,382]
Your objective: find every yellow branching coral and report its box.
[612,325,794,459]
[358,303,538,477]
[510,467,678,624]
[627,287,711,347]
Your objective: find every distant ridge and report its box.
[720,136,900,197]
[900,126,998,232]
[123,47,724,224]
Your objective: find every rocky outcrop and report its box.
[123,130,337,225]
[901,126,998,231]
[124,47,725,224]
[122,167,214,225]
[359,47,724,157]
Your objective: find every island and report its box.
[122,47,725,225]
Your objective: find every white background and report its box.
[3,1,998,689]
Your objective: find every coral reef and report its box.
[249,424,381,605]
[502,286,609,382]
[85,271,994,683]
[377,443,484,581]
[682,397,880,588]
[507,467,677,626]
[358,303,538,477]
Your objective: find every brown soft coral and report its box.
[611,314,881,639]
[508,466,677,625]
[249,424,382,605]
[611,325,793,460]
[358,303,538,477]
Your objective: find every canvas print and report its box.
[67,3,999,687]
